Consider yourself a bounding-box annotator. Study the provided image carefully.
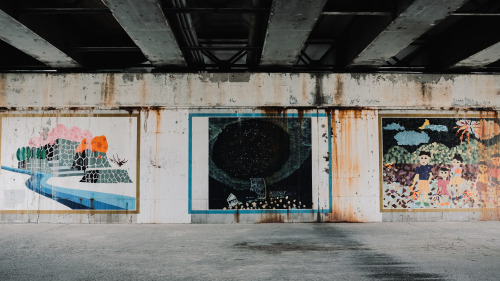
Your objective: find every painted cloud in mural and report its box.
[394,131,430,146]
[383,123,405,130]
[419,119,448,132]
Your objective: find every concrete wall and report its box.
[0,73,498,223]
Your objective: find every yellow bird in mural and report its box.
[419,119,430,130]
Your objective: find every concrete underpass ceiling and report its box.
[0,0,500,73]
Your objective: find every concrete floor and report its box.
[0,222,498,280]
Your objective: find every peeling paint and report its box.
[199,73,229,83]
[228,73,251,83]
[122,73,144,84]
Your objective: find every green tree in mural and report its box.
[36,148,47,159]
[383,146,411,164]
[16,146,44,161]
[411,142,452,164]
[450,139,482,164]
[16,148,23,161]
[26,147,33,159]
[16,147,28,161]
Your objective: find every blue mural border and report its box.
[188,112,333,215]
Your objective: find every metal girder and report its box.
[349,0,469,67]
[101,0,186,67]
[0,9,80,68]
[260,0,327,66]
[452,42,500,68]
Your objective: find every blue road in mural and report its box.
[1,166,135,210]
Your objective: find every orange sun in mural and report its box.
[75,136,108,153]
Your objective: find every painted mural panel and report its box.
[208,117,312,210]
[380,115,500,211]
[0,115,139,213]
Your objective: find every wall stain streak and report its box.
[334,74,344,105]
[311,74,324,106]
[257,212,284,223]
[102,74,115,107]
[326,108,376,222]
[258,107,314,133]
[117,106,163,115]
[0,74,6,106]
[421,82,433,106]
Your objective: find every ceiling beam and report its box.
[452,42,500,68]
[348,0,468,67]
[260,0,327,66]
[0,9,80,68]
[430,17,500,69]
[101,0,186,67]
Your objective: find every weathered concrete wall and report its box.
[0,73,498,223]
[1,73,499,109]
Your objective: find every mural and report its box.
[380,115,500,211]
[208,118,312,210]
[0,115,139,212]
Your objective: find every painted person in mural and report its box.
[475,161,489,196]
[381,116,500,210]
[490,153,500,186]
[449,154,465,196]
[410,151,433,206]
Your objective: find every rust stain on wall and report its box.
[154,108,162,135]
[478,109,499,221]
[153,108,162,168]
[257,212,285,223]
[258,106,312,125]
[326,108,376,222]
[101,74,115,106]
[301,76,308,103]
[116,106,163,115]
[329,200,360,222]
[480,208,499,221]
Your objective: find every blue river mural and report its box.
[1,166,135,210]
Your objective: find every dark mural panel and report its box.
[381,115,500,211]
[209,118,312,210]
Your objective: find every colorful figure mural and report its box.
[0,115,139,212]
[208,118,312,210]
[380,115,500,211]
